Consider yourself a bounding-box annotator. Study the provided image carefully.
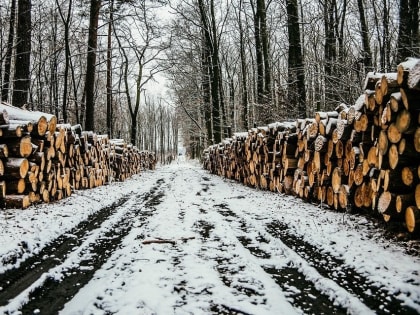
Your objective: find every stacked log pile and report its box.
[0,102,156,209]
[204,59,420,234]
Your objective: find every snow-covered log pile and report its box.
[203,58,420,234]
[0,102,156,209]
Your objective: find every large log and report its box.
[364,72,384,90]
[378,130,388,156]
[0,102,56,136]
[4,157,29,178]
[407,59,420,91]
[0,123,25,138]
[4,194,31,209]
[389,92,404,112]
[4,135,34,158]
[380,73,399,96]
[400,88,420,111]
[353,184,365,209]
[397,57,419,85]
[395,109,413,134]
[396,193,415,213]
[401,166,418,187]
[405,206,420,233]
[387,123,402,144]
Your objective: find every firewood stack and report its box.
[204,58,420,234]
[0,102,156,209]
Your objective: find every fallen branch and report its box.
[142,236,195,245]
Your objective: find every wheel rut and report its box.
[213,205,343,313]
[236,225,346,314]
[0,178,166,314]
[0,195,131,307]
[266,219,418,315]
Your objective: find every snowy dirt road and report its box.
[0,161,419,314]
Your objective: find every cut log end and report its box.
[405,206,420,233]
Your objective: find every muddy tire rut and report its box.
[214,201,417,315]
[265,220,418,315]
[0,179,165,314]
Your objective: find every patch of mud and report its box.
[2,178,166,313]
[210,304,252,315]
[214,203,237,221]
[263,264,346,315]
[237,236,271,259]
[193,220,214,239]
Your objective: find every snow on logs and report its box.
[0,101,156,209]
[203,59,420,234]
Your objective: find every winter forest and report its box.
[0,0,419,161]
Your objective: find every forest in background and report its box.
[0,0,419,160]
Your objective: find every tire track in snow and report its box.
[0,195,131,307]
[266,220,419,315]
[0,178,166,315]
[215,205,347,314]
[200,167,419,314]
[191,186,296,313]
[237,235,347,315]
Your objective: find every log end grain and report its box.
[405,206,420,233]
[378,191,393,214]
[416,184,420,208]
[388,144,399,170]
[332,167,342,193]
[387,123,402,144]
[414,127,420,153]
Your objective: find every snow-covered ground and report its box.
[0,160,419,314]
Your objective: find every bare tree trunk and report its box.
[56,0,72,122]
[2,0,16,102]
[251,0,264,108]
[409,0,419,56]
[382,0,391,71]
[229,76,234,131]
[106,0,113,138]
[84,0,101,131]
[357,0,372,70]
[334,0,347,62]
[397,0,411,62]
[286,0,306,118]
[201,31,213,145]
[209,0,222,141]
[50,12,59,117]
[238,0,249,130]
[131,63,142,146]
[70,52,80,124]
[13,0,31,107]
[323,0,336,109]
[197,0,221,144]
[258,0,271,104]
